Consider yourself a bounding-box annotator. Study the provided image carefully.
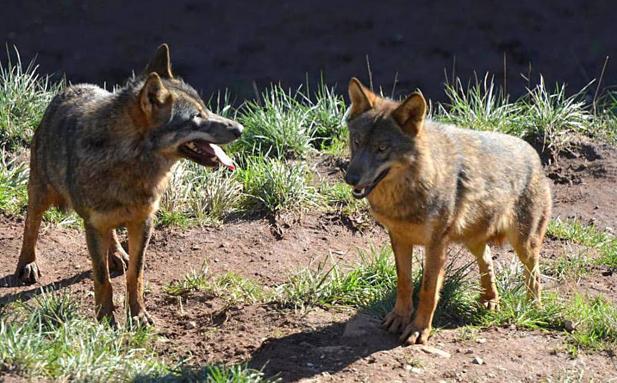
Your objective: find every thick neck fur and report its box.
[83,83,178,203]
[367,128,437,223]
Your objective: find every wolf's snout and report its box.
[344,171,361,186]
[230,123,244,138]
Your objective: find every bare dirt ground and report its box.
[1,142,616,382]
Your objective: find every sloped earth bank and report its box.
[1,142,616,382]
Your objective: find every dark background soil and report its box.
[1,0,616,102]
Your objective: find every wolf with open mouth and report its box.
[14,44,243,325]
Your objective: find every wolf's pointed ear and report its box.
[392,91,426,136]
[348,77,377,119]
[144,44,173,79]
[139,73,173,126]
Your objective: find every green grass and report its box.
[320,182,367,215]
[160,163,243,226]
[564,294,617,354]
[231,82,346,160]
[276,245,398,310]
[437,74,523,134]
[436,75,598,157]
[0,290,273,382]
[0,48,62,151]
[464,257,617,353]
[542,249,590,282]
[0,149,28,215]
[165,267,268,305]
[275,245,477,328]
[548,219,617,269]
[0,290,167,382]
[236,156,318,215]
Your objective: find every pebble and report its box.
[420,346,451,358]
[476,337,487,344]
[472,356,485,365]
[564,320,576,333]
[185,320,197,329]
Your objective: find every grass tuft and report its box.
[548,219,617,269]
[233,85,317,160]
[277,246,397,310]
[0,48,62,150]
[237,156,318,215]
[0,149,28,215]
[161,163,243,226]
[438,74,522,134]
[165,267,268,305]
[0,291,166,382]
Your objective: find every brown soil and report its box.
[1,142,616,382]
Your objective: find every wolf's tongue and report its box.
[192,140,235,170]
[209,143,235,170]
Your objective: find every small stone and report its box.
[410,367,423,374]
[564,320,576,333]
[191,244,199,250]
[420,346,451,358]
[185,320,197,329]
[476,337,487,344]
[472,356,484,365]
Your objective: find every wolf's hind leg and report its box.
[467,242,499,310]
[512,239,542,303]
[85,224,115,323]
[108,229,129,273]
[126,217,154,326]
[15,178,54,284]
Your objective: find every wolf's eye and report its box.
[353,138,360,147]
[378,144,388,152]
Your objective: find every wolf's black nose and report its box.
[344,172,360,186]
[230,124,243,138]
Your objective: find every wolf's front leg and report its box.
[85,224,115,324]
[401,240,447,345]
[126,217,154,326]
[383,232,414,334]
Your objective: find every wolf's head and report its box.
[344,77,427,199]
[131,44,243,169]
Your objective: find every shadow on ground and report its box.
[0,270,90,306]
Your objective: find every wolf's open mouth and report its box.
[351,168,390,199]
[178,139,235,170]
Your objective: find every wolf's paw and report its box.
[131,310,155,328]
[480,297,499,311]
[15,262,41,285]
[401,321,432,345]
[108,249,129,274]
[382,309,412,334]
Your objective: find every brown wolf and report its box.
[15,44,243,325]
[344,78,552,344]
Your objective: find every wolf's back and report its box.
[30,84,112,204]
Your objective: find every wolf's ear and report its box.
[144,44,173,79]
[392,91,426,136]
[139,73,173,125]
[348,77,377,119]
